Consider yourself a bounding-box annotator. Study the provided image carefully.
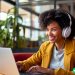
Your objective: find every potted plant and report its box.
[0,7,23,48]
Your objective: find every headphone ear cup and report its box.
[62,27,71,38]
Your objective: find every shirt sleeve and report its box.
[19,41,50,71]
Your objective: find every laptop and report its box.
[0,48,44,75]
[0,47,20,75]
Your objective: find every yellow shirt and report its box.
[20,39,75,75]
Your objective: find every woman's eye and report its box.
[51,28,57,31]
[46,28,57,32]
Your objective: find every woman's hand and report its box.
[26,65,54,75]
[16,61,24,72]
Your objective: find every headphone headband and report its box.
[67,13,72,27]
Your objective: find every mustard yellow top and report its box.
[20,39,75,75]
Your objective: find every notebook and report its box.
[0,47,20,75]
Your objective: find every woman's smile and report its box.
[48,35,56,42]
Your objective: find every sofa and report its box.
[13,53,33,62]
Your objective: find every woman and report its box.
[17,9,75,75]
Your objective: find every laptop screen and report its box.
[0,48,20,75]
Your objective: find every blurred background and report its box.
[0,0,75,52]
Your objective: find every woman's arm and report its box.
[16,41,49,72]
[26,65,75,75]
